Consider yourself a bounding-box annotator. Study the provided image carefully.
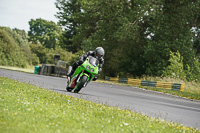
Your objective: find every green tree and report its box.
[0,28,27,67]
[143,0,199,76]
[12,28,29,46]
[0,27,40,66]
[55,0,81,52]
[28,18,62,49]
[54,0,200,78]
[0,27,29,46]
[72,0,150,77]
[30,44,48,64]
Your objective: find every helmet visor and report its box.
[97,54,103,58]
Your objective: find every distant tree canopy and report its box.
[0,27,39,67]
[28,18,62,49]
[55,0,200,80]
[55,0,81,52]
[0,26,73,67]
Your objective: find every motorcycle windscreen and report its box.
[88,56,99,67]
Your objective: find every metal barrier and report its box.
[105,76,185,91]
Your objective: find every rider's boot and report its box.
[67,61,79,80]
[67,69,74,78]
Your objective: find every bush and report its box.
[47,47,74,64]
[30,44,74,65]
[30,44,48,64]
[185,57,200,82]
[163,51,186,80]
[163,51,200,82]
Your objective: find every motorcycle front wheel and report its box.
[74,75,88,93]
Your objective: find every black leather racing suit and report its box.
[70,51,104,76]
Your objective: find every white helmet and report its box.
[95,47,105,59]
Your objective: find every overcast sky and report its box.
[0,0,59,32]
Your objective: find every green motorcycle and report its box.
[66,56,99,93]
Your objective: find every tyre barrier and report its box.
[105,76,185,91]
[34,64,68,77]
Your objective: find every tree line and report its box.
[55,0,200,82]
[0,26,73,68]
[0,0,199,82]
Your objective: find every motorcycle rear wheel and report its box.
[74,75,88,93]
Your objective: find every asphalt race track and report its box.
[0,69,200,129]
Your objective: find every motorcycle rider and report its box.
[67,47,105,81]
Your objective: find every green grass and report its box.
[0,65,34,73]
[0,77,199,133]
[140,86,200,100]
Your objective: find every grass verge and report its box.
[0,77,199,133]
[98,79,200,101]
[140,76,200,93]
[136,76,200,101]
[0,65,34,73]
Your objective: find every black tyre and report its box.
[74,75,88,93]
[66,87,73,92]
